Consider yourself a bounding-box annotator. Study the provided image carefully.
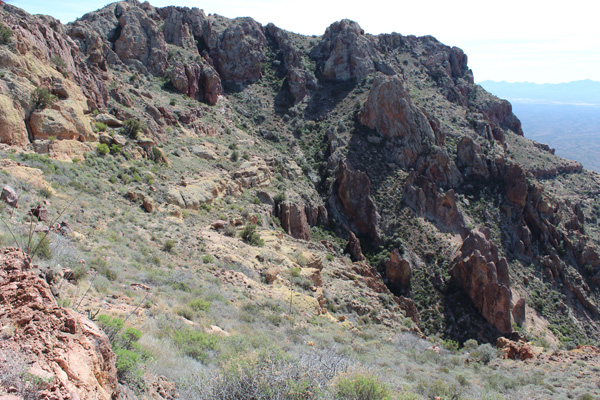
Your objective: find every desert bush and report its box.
[471,343,497,364]
[0,23,12,45]
[163,239,176,253]
[110,144,121,155]
[188,298,211,312]
[97,143,110,156]
[121,119,145,140]
[197,348,352,400]
[97,315,146,391]
[95,121,108,132]
[202,254,215,264]
[240,224,264,247]
[335,373,391,400]
[172,328,218,363]
[0,349,46,400]
[32,87,57,109]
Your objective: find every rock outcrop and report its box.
[450,229,514,334]
[385,249,412,294]
[170,60,222,105]
[276,200,311,241]
[310,19,375,81]
[359,74,436,167]
[209,17,266,83]
[0,247,118,399]
[334,161,380,243]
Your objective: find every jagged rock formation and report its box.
[1,0,599,351]
[0,248,118,399]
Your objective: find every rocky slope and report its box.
[1,1,600,398]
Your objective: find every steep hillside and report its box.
[1,1,600,399]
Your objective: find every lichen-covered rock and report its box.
[209,17,266,83]
[310,19,375,81]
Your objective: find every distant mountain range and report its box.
[480,79,600,106]
[480,80,600,172]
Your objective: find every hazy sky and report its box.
[10,0,600,84]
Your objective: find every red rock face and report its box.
[335,160,380,243]
[277,200,311,241]
[450,229,514,334]
[385,249,411,294]
[170,60,222,105]
[345,231,365,262]
[0,247,118,400]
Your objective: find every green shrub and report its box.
[230,150,239,162]
[172,328,217,362]
[97,143,109,156]
[32,87,57,109]
[121,119,145,140]
[202,254,214,264]
[110,144,121,155]
[188,298,211,312]
[240,224,264,247]
[0,23,12,45]
[274,192,286,205]
[95,121,108,132]
[162,239,176,253]
[335,374,391,400]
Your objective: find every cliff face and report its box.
[1,0,599,355]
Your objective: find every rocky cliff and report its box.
[1,1,600,397]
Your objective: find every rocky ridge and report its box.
[1,1,600,397]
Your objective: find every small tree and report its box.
[240,224,264,247]
[32,87,57,109]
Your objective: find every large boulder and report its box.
[359,74,436,167]
[0,94,29,145]
[385,249,412,294]
[310,19,376,81]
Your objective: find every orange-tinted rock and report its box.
[385,249,411,294]
[276,200,311,241]
[450,228,513,334]
[0,247,118,399]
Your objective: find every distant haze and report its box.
[480,80,600,172]
[11,0,600,84]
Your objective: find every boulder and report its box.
[114,4,168,75]
[345,231,365,262]
[1,186,18,208]
[95,113,122,127]
[170,60,222,105]
[0,94,29,146]
[359,74,436,167]
[29,101,96,142]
